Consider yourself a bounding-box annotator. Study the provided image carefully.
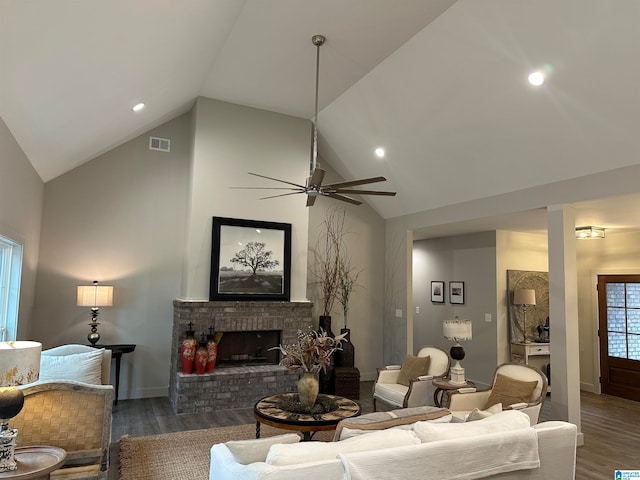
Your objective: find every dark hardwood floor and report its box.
[110,382,640,479]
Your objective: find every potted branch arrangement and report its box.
[271,328,346,409]
[310,206,362,373]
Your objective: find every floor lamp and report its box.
[514,289,536,343]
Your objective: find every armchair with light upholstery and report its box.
[14,344,114,480]
[447,362,548,424]
[373,346,450,411]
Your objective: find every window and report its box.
[0,234,23,341]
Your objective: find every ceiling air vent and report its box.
[149,136,170,152]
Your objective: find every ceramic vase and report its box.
[335,328,355,368]
[180,327,196,374]
[206,340,218,373]
[195,341,208,375]
[297,371,319,408]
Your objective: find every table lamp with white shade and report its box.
[443,318,472,385]
[0,341,41,472]
[77,280,113,345]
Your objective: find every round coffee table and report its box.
[254,393,361,441]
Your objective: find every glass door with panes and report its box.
[598,274,640,401]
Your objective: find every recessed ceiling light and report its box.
[132,102,145,112]
[528,71,545,86]
[375,147,385,158]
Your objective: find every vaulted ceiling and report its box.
[2,0,640,235]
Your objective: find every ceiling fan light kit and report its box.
[233,35,396,207]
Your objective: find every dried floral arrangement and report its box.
[270,328,346,373]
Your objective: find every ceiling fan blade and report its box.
[326,193,362,205]
[248,172,307,189]
[308,168,326,188]
[306,195,317,207]
[324,176,387,189]
[331,189,397,196]
[259,191,306,200]
[231,187,302,191]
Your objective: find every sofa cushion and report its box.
[483,374,538,409]
[225,433,300,464]
[397,355,430,387]
[465,402,503,422]
[39,348,104,384]
[265,428,420,466]
[334,406,451,440]
[413,410,530,443]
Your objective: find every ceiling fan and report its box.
[233,34,396,207]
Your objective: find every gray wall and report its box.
[413,232,497,386]
[0,116,44,339]
[33,113,192,398]
[29,97,380,399]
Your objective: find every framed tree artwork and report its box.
[431,281,445,303]
[449,281,465,304]
[210,217,291,301]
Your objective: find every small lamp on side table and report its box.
[0,341,41,472]
[443,318,472,385]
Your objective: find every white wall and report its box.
[576,231,640,392]
[495,231,549,364]
[0,116,44,340]
[183,97,311,301]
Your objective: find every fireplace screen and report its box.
[216,330,281,366]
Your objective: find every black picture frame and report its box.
[431,281,445,303]
[210,217,291,301]
[449,281,465,304]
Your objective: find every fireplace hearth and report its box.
[170,300,313,413]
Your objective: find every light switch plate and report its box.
[485,313,492,322]
[395,309,403,318]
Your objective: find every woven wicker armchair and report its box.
[14,380,114,480]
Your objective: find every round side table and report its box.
[432,377,475,408]
[0,446,66,479]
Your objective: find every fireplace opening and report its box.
[216,330,281,367]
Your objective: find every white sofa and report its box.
[209,411,577,480]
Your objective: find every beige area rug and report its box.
[119,423,334,480]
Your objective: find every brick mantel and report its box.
[169,300,313,413]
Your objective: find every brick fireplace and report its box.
[169,300,313,413]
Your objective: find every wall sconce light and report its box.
[77,281,113,345]
[0,341,41,472]
[575,226,606,239]
[443,318,472,385]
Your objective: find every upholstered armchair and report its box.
[14,344,114,480]
[373,346,450,411]
[447,362,548,424]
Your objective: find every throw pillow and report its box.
[225,433,300,464]
[265,428,420,466]
[413,410,530,443]
[39,348,104,385]
[483,374,538,410]
[333,406,451,441]
[465,402,503,422]
[397,354,431,387]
